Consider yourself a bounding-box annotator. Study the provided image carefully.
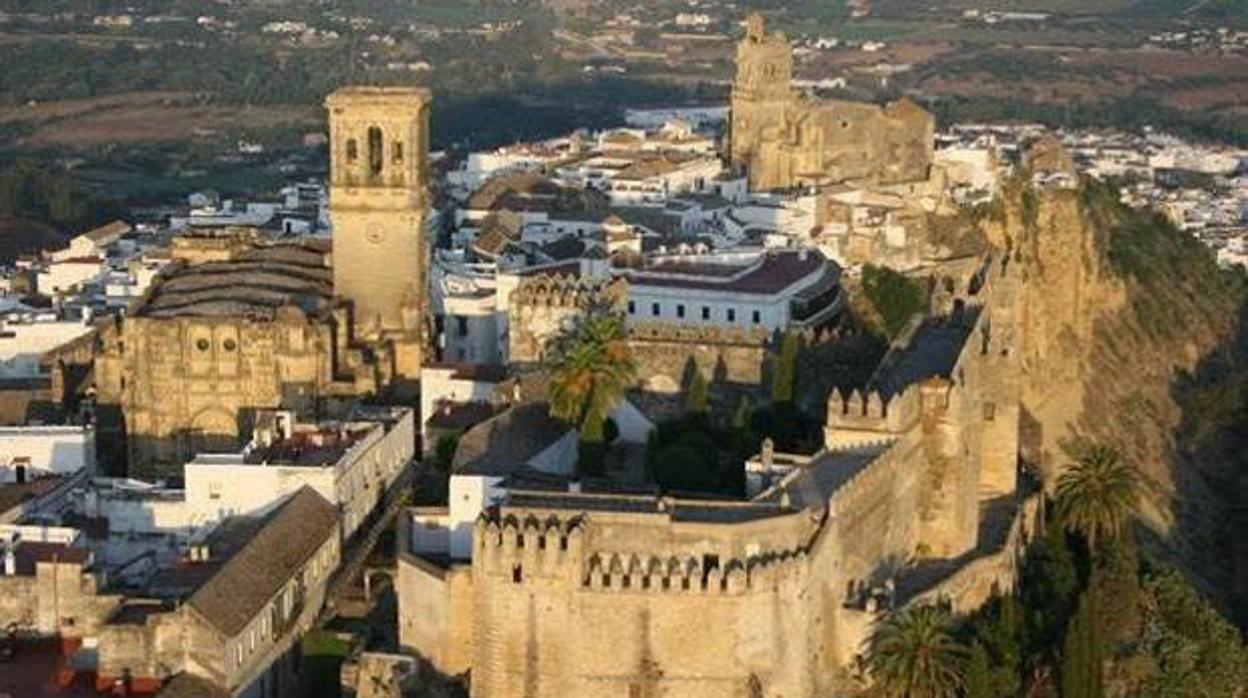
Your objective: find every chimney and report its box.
[761,437,775,471]
[3,544,16,576]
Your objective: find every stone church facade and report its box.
[729,14,934,192]
[95,88,432,477]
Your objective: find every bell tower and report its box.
[729,13,794,172]
[326,86,431,377]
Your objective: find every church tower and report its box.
[729,14,794,172]
[326,87,431,378]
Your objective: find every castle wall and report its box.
[467,510,819,698]
[97,610,187,682]
[822,257,1020,560]
[396,551,474,677]
[910,494,1041,614]
[0,561,119,639]
[628,323,772,391]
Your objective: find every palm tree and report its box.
[866,603,967,698]
[548,311,637,472]
[1054,444,1139,550]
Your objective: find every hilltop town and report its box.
[0,9,1245,698]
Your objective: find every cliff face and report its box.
[987,181,1244,605]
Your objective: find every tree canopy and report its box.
[1054,444,1139,549]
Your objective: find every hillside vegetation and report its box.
[993,177,1246,623]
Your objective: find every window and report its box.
[651,303,660,317]
[367,126,383,176]
[346,139,358,162]
[628,300,635,315]
[456,316,469,337]
[392,141,404,164]
[677,304,685,318]
[222,338,237,352]
[512,564,523,584]
[195,338,210,352]
[752,310,761,324]
[727,308,736,323]
[701,306,710,320]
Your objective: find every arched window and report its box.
[346,139,358,162]
[367,126,383,176]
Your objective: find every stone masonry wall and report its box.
[467,510,819,698]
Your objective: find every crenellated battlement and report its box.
[825,383,921,435]
[475,512,586,553]
[511,274,626,310]
[580,546,808,596]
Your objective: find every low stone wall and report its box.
[0,562,119,637]
[628,324,772,390]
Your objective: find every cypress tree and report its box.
[771,331,800,405]
[964,640,993,698]
[1061,589,1103,698]
[686,367,709,414]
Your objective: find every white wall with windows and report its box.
[624,287,791,333]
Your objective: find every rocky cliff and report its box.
[986,179,1245,615]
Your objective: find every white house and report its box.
[36,256,106,295]
[620,248,844,333]
[0,312,94,378]
[419,364,507,448]
[182,407,414,542]
[50,220,131,262]
[0,425,96,484]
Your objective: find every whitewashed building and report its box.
[0,425,96,484]
[0,311,94,378]
[36,256,107,296]
[50,221,131,262]
[620,248,843,333]
[182,407,414,542]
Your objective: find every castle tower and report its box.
[326,87,431,378]
[729,14,794,171]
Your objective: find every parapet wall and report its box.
[824,384,921,447]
